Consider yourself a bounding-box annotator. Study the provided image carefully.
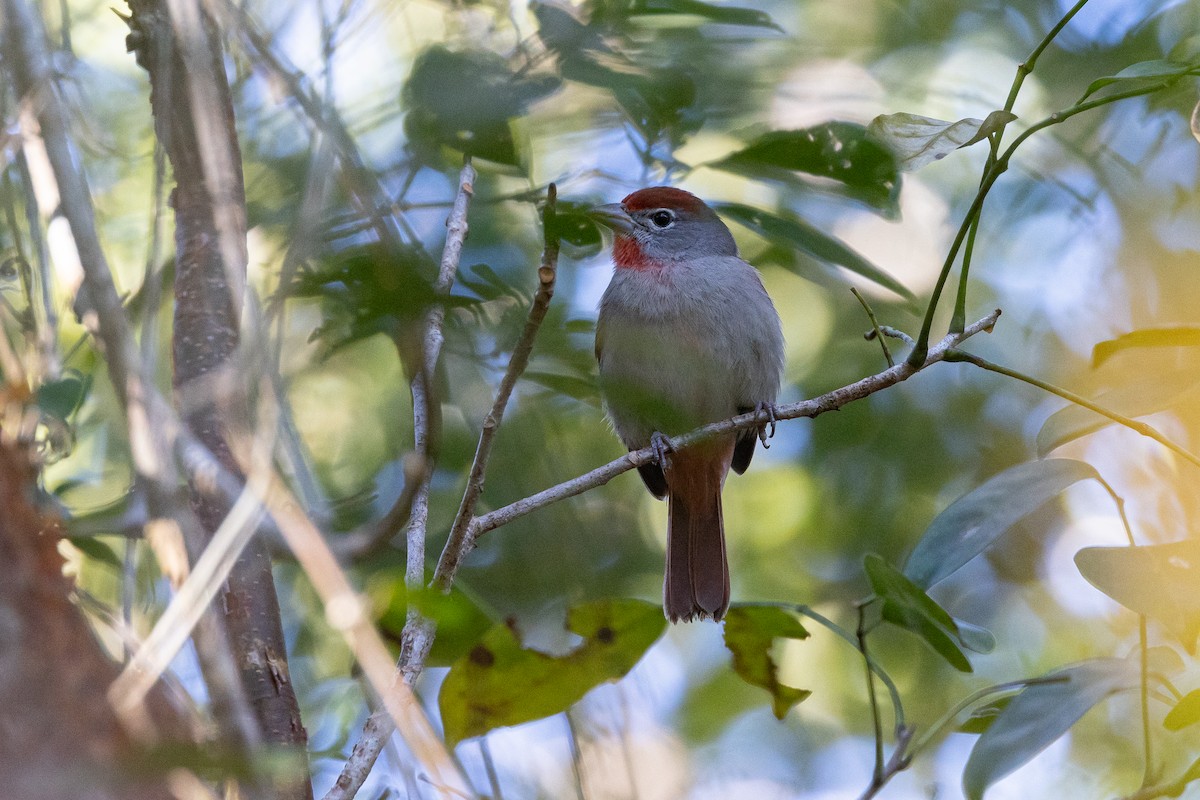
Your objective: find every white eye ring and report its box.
[648,209,675,229]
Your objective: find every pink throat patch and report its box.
[613,236,665,271]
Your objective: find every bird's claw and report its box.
[756,402,779,448]
[650,431,673,471]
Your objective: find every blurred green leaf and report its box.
[438,599,666,745]
[957,696,1012,735]
[373,582,494,667]
[1075,541,1200,652]
[65,535,123,569]
[523,370,601,404]
[865,554,971,672]
[721,606,811,719]
[715,202,913,300]
[963,659,1140,800]
[711,123,900,214]
[1164,689,1200,731]
[625,0,781,30]
[403,46,560,166]
[553,201,604,255]
[1092,327,1200,367]
[1036,371,1200,456]
[867,111,1015,171]
[36,370,89,421]
[956,618,996,654]
[1079,59,1200,103]
[904,459,1100,588]
[531,0,609,54]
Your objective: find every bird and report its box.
[591,187,785,622]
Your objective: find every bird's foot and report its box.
[756,402,779,447]
[650,431,674,471]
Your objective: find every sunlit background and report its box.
[32,0,1200,796]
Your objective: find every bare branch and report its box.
[453,309,1004,584]
[257,467,474,799]
[3,0,261,750]
[434,184,560,589]
[324,158,477,800]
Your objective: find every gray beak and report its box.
[589,202,636,234]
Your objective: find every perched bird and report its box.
[592,187,785,622]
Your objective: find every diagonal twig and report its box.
[444,309,1004,586]
[434,183,560,589]
[322,158,477,800]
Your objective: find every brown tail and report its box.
[663,443,732,623]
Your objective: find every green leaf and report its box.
[36,370,89,421]
[866,111,1016,171]
[626,0,782,30]
[66,536,123,569]
[1164,689,1200,731]
[523,370,601,404]
[438,599,667,745]
[1092,327,1200,367]
[711,123,901,214]
[957,696,1012,735]
[1075,541,1200,652]
[956,619,996,654]
[904,459,1100,588]
[865,554,972,672]
[1079,59,1200,103]
[1035,371,1200,456]
[963,659,1140,800]
[403,46,560,166]
[721,606,811,719]
[714,202,913,300]
[553,201,604,255]
[372,581,494,668]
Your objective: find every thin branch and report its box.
[456,310,1002,580]
[857,602,885,788]
[946,350,1200,469]
[208,0,414,255]
[946,0,1092,332]
[4,0,261,750]
[323,158,476,800]
[851,287,893,367]
[254,463,474,799]
[435,183,560,590]
[910,71,1181,365]
[1095,479,1154,789]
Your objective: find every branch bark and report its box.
[3,0,261,757]
[322,159,477,800]
[444,309,1003,585]
[125,1,309,794]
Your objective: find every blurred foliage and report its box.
[11,0,1200,796]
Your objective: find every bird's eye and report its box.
[649,210,674,228]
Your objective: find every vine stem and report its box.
[947,350,1200,469]
[910,76,1184,366]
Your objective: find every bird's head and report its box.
[590,187,737,270]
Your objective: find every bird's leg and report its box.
[650,431,674,471]
[755,401,779,447]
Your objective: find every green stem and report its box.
[908,675,1068,759]
[908,78,1181,368]
[857,603,885,785]
[800,605,905,733]
[951,215,982,335]
[1096,480,1154,788]
[745,602,906,732]
[852,287,894,367]
[946,350,1200,469]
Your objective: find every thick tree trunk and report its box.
[0,440,187,800]
[125,2,311,796]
